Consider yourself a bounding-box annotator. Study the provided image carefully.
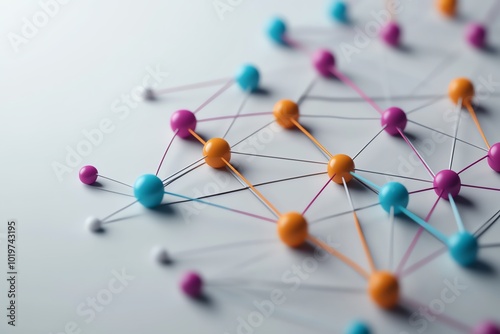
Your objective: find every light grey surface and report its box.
[1,1,500,333]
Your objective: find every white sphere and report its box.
[143,88,156,101]
[151,245,170,264]
[85,216,103,232]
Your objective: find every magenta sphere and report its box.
[79,165,98,185]
[473,321,500,334]
[433,169,461,199]
[312,49,335,77]
[170,109,197,139]
[381,107,407,135]
[180,271,203,298]
[381,21,401,46]
[487,143,500,172]
[466,23,487,49]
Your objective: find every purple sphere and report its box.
[381,21,401,46]
[170,109,197,139]
[180,271,203,298]
[473,321,500,334]
[79,165,98,185]
[487,143,500,172]
[433,169,461,199]
[466,23,487,49]
[381,107,407,136]
[312,49,335,77]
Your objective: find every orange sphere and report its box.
[277,212,308,247]
[448,78,474,105]
[202,138,231,168]
[273,99,299,129]
[368,271,399,309]
[327,154,355,184]
[436,0,457,17]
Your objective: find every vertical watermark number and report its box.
[6,220,18,327]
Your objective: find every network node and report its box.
[378,182,409,214]
[329,0,348,23]
[203,138,231,168]
[327,154,355,184]
[487,143,500,172]
[267,17,287,45]
[381,107,407,136]
[85,216,103,232]
[312,49,336,77]
[151,245,170,264]
[473,321,500,334]
[466,23,487,49]
[79,165,98,185]
[436,0,457,17]
[277,212,308,247]
[433,169,461,199]
[235,64,260,92]
[448,77,474,105]
[368,271,399,309]
[273,99,300,129]
[133,174,165,208]
[180,271,203,298]
[380,21,401,47]
[170,109,197,139]
[447,231,478,266]
[345,320,371,334]
[143,88,156,101]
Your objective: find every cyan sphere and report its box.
[345,320,371,334]
[330,1,348,23]
[379,182,409,214]
[267,17,287,44]
[134,174,164,208]
[448,232,478,266]
[235,64,260,92]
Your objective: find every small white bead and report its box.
[143,88,156,101]
[85,216,103,232]
[151,245,170,263]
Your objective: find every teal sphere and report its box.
[267,17,287,44]
[379,182,409,214]
[134,174,164,208]
[448,232,478,266]
[345,320,370,334]
[236,64,260,92]
[330,1,348,23]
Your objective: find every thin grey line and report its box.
[449,99,462,169]
[159,172,328,208]
[409,52,459,96]
[161,157,205,183]
[310,203,379,224]
[298,77,319,105]
[163,162,205,187]
[353,168,433,183]
[93,188,134,197]
[307,94,446,103]
[406,95,447,115]
[231,120,275,148]
[222,93,250,139]
[102,200,139,222]
[175,238,276,257]
[353,126,386,160]
[231,151,327,165]
[388,206,395,271]
[225,166,280,218]
[408,120,488,152]
[300,114,379,121]
[97,175,132,188]
[474,209,500,238]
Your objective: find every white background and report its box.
[1,0,500,333]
